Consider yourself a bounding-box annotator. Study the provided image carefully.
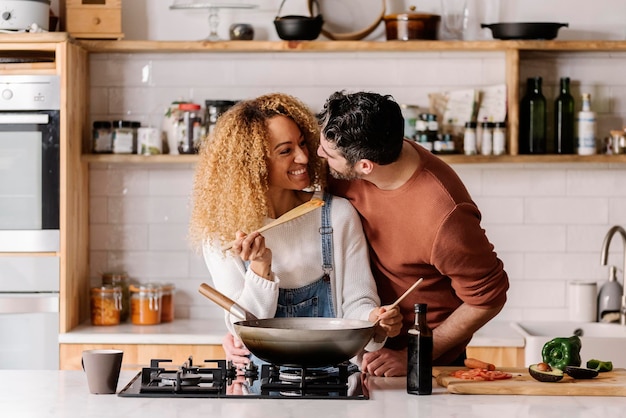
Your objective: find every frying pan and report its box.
[198,283,375,367]
[481,22,568,40]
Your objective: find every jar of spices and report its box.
[492,122,507,155]
[112,120,135,154]
[130,283,162,325]
[160,283,176,323]
[463,121,477,155]
[102,272,130,322]
[92,121,112,153]
[90,285,122,326]
[177,103,203,154]
[480,121,494,156]
[204,100,236,137]
[400,104,419,140]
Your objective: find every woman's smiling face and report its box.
[266,115,311,191]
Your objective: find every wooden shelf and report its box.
[82,153,626,165]
[76,39,626,53]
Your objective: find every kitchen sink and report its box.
[511,321,626,368]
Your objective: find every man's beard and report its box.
[329,164,359,181]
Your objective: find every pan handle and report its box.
[198,283,258,321]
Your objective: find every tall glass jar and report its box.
[130,283,162,325]
[160,283,176,323]
[102,272,130,322]
[90,285,122,326]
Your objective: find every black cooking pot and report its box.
[274,0,323,41]
[481,22,568,40]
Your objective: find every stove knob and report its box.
[2,11,11,21]
[2,89,13,101]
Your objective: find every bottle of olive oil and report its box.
[519,77,547,154]
[407,303,433,395]
[554,77,575,154]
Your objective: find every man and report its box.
[316,91,509,377]
[222,91,509,376]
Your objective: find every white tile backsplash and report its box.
[89,49,626,323]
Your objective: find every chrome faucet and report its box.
[600,225,626,325]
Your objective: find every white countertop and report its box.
[2,370,625,418]
[59,319,525,348]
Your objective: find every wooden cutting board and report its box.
[434,367,626,396]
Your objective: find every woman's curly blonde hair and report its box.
[189,93,326,249]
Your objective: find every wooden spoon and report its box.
[220,198,325,251]
[373,278,424,325]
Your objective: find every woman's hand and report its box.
[369,306,402,338]
[232,231,273,279]
[222,332,251,374]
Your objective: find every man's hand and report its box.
[222,332,250,373]
[361,347,407,377]
[369,306,403,338]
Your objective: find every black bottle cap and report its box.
[414,303,428,313]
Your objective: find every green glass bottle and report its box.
[554,77,575,154]
[519,77,546,154]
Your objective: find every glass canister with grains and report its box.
[130,283,163,325]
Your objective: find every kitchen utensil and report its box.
[0,0,50,31]
[274,0,323,41]
[383,8,441,41]
[480,22,568,40]
[435,366,626,396]
[220,198,324,251]
[373,277,423,325]
[197,282,375,367]
[198,282,258,321]
[308,0,385,41]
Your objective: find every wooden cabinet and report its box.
[0,33,90,336]
[466,347,525,368]
[60,343,225,370]
[64,0,124,40]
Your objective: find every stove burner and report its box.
[117,356,368,399]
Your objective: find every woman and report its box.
[189,93,401,367]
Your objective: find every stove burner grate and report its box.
[117,356,368,399]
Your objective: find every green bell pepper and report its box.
[541,335,582,370]
[586,359,613,372]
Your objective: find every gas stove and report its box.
[118,357,369,399]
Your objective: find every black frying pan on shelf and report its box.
[481,22,568,40]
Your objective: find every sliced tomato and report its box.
[451,368,513,381]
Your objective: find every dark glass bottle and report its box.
[407,303,433,395]
[554,77,575,154]
[519,77,547,154]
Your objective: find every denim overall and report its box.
[247,192,336,366]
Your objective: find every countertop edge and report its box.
[59,320,525,348]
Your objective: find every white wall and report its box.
[88,1,626,324]
[117,0,626,41]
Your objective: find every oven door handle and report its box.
[0,293,59,314]
[0,113,49,124]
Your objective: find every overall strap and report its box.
[320,192,334,277]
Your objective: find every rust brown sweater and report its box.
[329,141,509,365]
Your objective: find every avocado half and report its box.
[529,363,564,382]
[564,366,599,379]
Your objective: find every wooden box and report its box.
[64,0,124,39]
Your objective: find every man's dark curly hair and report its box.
[317,91,404,165]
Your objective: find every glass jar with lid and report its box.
[160,283,176,323]
[130,283,162,325]
[90,285,122,326]
[102,272,130,322]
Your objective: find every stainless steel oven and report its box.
[0,74,60,252]
[0,75,60,369]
